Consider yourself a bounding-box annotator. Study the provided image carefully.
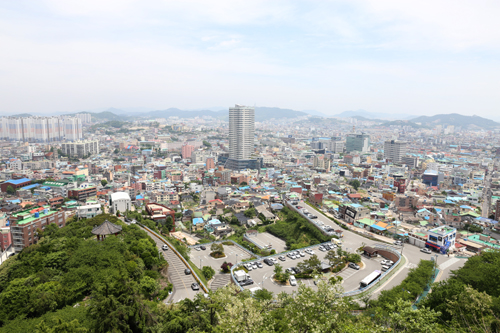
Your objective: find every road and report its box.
[239,200,467,298]
[141,227,203,302]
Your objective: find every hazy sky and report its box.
[1,0,500,117]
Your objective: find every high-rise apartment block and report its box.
[384,140,408,164]
[495,200,500,222]
[345,134,370,153]
[61,140,99,157]
[229,105,254,160]
[0,116,82,142]
[75,113,92,124]
[225,105,261,170]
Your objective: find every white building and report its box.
[110,192,131,214]
[229,104,254,160]
[77,203,102,219]
[384,140,407,164]
[61,140,100,157]
[75,113,92,124]
[0,116,82,142]
[226,105,260,170]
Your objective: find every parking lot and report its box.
[190,244,253,271]
[246,232,287,253]
[239,242,385,294]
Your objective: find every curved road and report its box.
[142,228,203,302]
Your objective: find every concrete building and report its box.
[110,192,131,213]
[0,116,82,142]
[75,113,92,124]
[384,140,407,164]
[225,104,261,170]
[326,140,345,153]
[76,203,102,219]
[206,157,215,170]
[345,134,370,153]
[495,200,500,222]
[61,140,99,157]
[10,207,66,252]
[181,144,195,159]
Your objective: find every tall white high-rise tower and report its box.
[225,105,260,170]
[229,104,254,160]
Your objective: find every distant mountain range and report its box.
[333,109,416,120]
[409,113,500,129]
[4,108,500,129]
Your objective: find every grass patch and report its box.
[188,259,208,286]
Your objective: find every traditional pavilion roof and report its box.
[91,220,122,236]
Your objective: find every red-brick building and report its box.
[1,178,32,193]
[10,207,66,252]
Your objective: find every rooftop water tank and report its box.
[34,212,39,218]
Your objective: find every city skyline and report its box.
[1,1,500,117]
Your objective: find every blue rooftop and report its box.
[5,178,31,185]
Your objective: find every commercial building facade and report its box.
[345,134,370,153]
[384,140,408,164]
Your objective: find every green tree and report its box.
[164,216,174,233]
[349,179,361,191]
[202,266,215,280]
[100,179,108,186]
[6,185,16,195]
[297,254,322,274]
[139,276,160,297]
[202,140,212,148]
[210,243,224,256]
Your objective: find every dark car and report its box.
[124,217,131,222]
[200,245,206,250]
[191,283,200,291]
[8,253,15,258]
[240,279,254,286]
[184,269,192,275]
[324,245,331,250]
[264,258,274,266]
[292,267,301,274]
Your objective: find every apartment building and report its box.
[0,116,82,142]
[10,207,66,252]
[61,140,99,157]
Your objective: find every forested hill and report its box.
[0,214,170,332]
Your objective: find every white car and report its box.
[318,246,326,252]
[381,259,394,266]
[289,275,297,286]
[252,262,258,270]
[305,249,315,255]
[245,263,253,271]
[421,248,432,254]
[298,251,306,257]
[195,246,201,251]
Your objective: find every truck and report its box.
[234,270,250,282]
[331,238,342,246]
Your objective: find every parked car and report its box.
[310,215,318,219]
[421,248,432,254]
[318,246,326,252]
[297,206,303,209]
[278,255,286,261]
[124,217,131,222]
[298,251,306,257]
[271,258,278,264]
[245,263,253,271]
[162,245,169,251]
[381,259,394,266]
[292,267,301,274]
[252,262,258,270]
[200,245,206,250]
[256,262,263,268]
[381,265,391,272]
[286,267,295,274]
[287,253,296,259]
[348,263,360,270]
[394,240,402,246]
[191,283,200,290]
[305,249,315,255]
[324,245,331,250]
[289,275,297,286]
[240,279,254,286]
[184,269,191,275]
[264,258,274,266]
[194,246,201,251]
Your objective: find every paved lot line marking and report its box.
[439,257,460,270]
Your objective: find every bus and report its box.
[359,270,381,288]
